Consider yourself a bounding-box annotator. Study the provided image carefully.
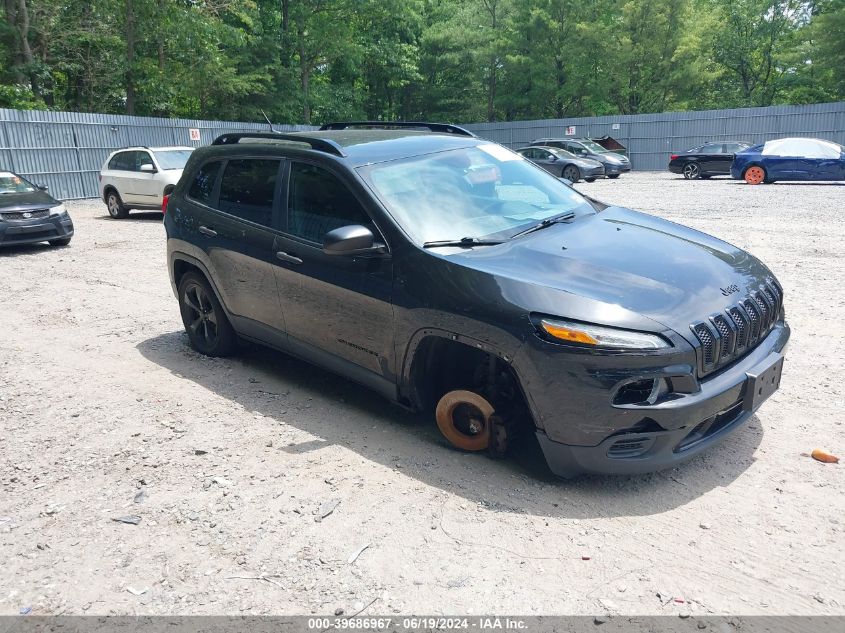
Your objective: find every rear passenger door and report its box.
[271,161,394,386]
[184,157,287,343]
[107,151,140,204]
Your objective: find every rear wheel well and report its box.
[408,336,530,421]
[173,258,205,288]
[103,185,118,202]
[163,184,175,196]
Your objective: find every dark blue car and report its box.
[731,137,845,184]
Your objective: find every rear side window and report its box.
[108,152,133,171]
[699,144,723,154]
[217,159,280,227]
[188,161,221,206]
[287,162,371,243]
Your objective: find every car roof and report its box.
[207,128,484,167]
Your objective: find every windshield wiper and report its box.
[423,237,504,248]
[509,212,576,239]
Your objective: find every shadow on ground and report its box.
[137,331,763,519]
[0,242,65,256]
[95,211,163,222]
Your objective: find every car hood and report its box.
[449,206,777,339]
[599,152,628,163]
[571,157,604,169]
[0,190,59,212]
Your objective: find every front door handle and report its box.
[198,225,217,237]
[276,251,303,265]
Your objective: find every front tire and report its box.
[178,272,237,357]
[584,177,596,183]
[562,165,581,183]
[106,190,129,218]
[607,173,620,179]
[683,162,701,179]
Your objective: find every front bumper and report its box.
[582,165,606,179]
[604,163,631,175]
[0,212,74,246]
[515,321,789,477]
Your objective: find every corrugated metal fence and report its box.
[462,102,845,171]
[2,102,844,198]
[0,109,312,200]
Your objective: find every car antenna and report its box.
[260,109,278,133]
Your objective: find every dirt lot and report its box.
[1,172,843,617]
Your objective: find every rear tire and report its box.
[106,190,129,218]
[49,237,71,246]
[743,165,766,185]
[178,272,237,357]
[683,162,701,179]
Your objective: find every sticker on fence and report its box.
[565,126,576,135]
[189,128,201,141]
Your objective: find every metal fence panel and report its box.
[462,102,845,171]
[0,108,314,200]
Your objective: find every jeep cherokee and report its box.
[164,122,789,477]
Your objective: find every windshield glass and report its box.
[153,149,193,170]
[550,148,577,159]
[0,171,36,194]
[579,139,610,154]
[359,144,595,244]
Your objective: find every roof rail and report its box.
[319,121,475,137]
[211,132,346,157]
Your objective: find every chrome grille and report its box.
[691,281,783,376]
[1,209,49,221]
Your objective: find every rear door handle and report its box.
[198,225,217,237]
[276,251,303,265]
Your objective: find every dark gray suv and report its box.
[164,122,788,477]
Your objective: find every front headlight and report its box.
[539,318,671,350]
[49,203,66,216]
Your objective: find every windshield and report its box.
[579,139,611,154]
[0,171,36,194]
[359,144,595,244]
[153,149,193,170]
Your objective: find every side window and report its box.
[109,152,131,171]
[725,143,744,153]
[188,161,222,206]
[137,151,155,171]
[217,159,279,227]
[287,162,371,243]
[700,144,722,154]
[521,149,535,159]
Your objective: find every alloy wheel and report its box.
[683,163,700,179]
[182,282,219,349]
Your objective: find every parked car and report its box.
[164,122,788,478]
[99,146,194,218]
[516,146,605,182]
[530,137,631,178]
[0,170,74,247]
[731,137,845,184]
[669,141,751,179]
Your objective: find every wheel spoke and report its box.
[189,316,203,333]
[183,293,201,314]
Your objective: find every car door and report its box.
[272,160,394,386]
[134,150,162,207]
[108,151,139,204]
[183,157,287,343]
[530,149,559,175]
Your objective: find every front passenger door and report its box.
[272,161,394,383]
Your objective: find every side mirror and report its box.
[548,155,558,162]
[140,164,156,173]
[37,184,48,191]
[323,224,387,256]
[558,177,574,187]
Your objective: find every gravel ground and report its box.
[0,172,843,617]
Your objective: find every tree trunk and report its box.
[126,0,136,115]
[16,0,40,98]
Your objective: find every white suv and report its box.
[99,146,194,218]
